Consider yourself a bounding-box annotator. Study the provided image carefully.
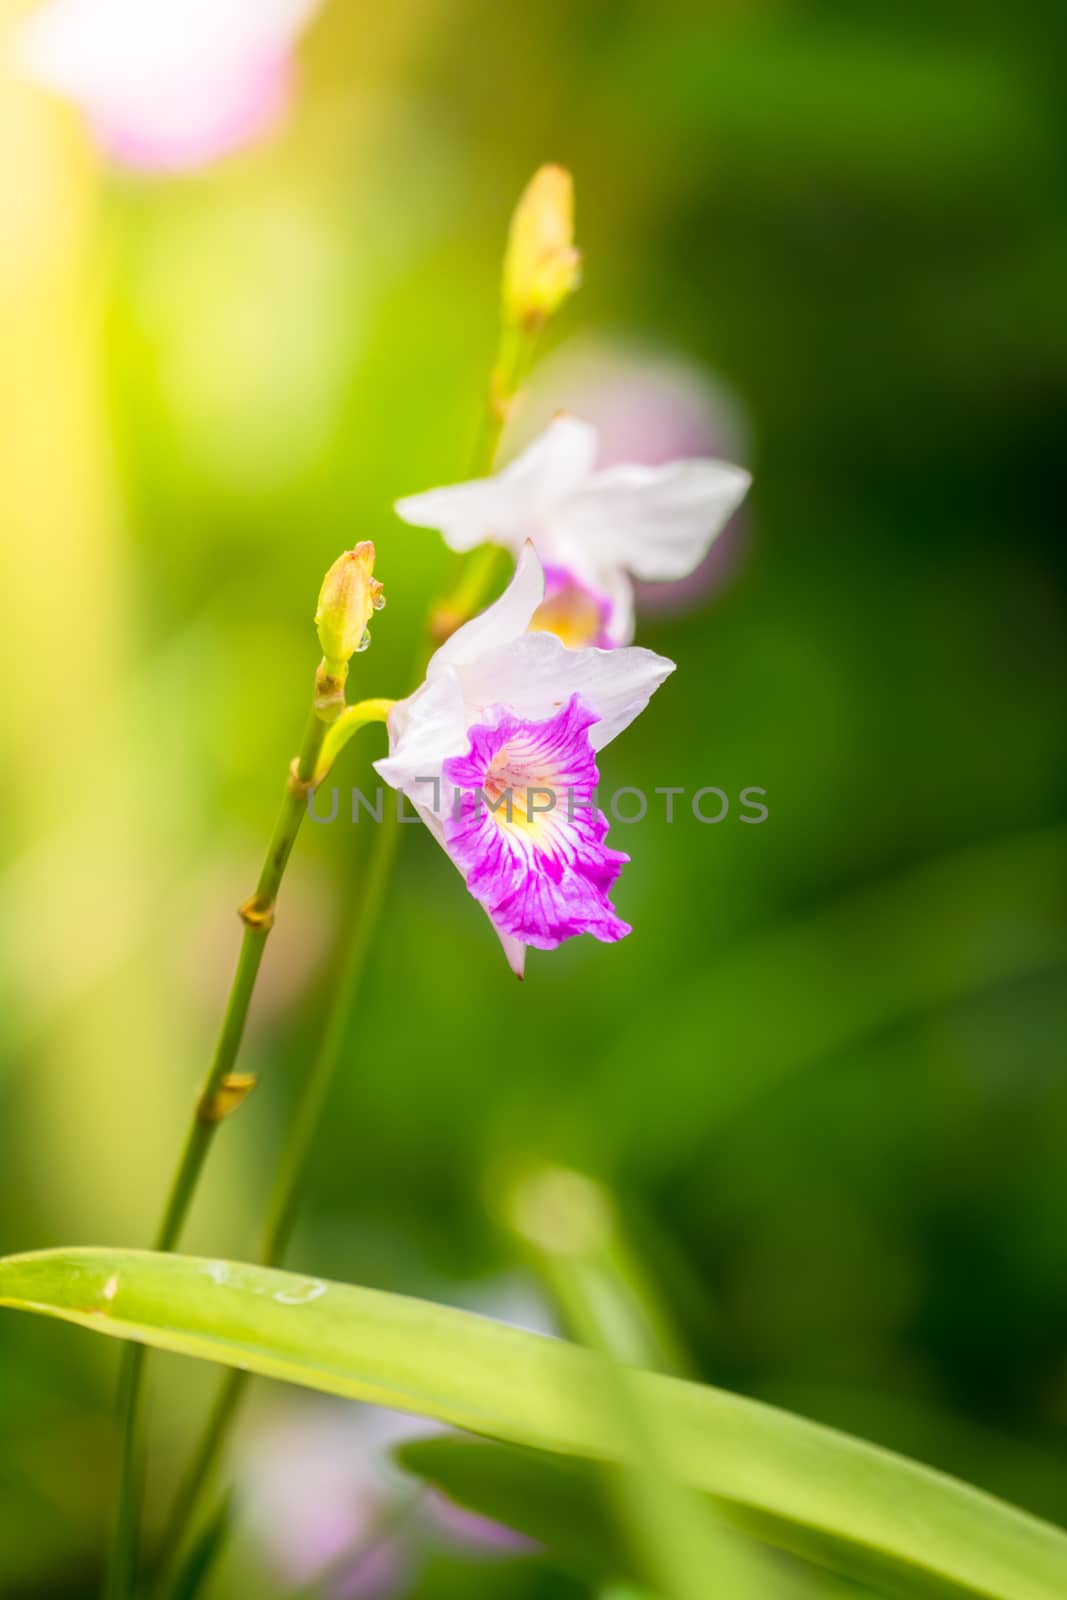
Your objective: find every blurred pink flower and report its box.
[242,1404,415,1598]
[512,338,754,618]
[241,1279,553,1594]
[15,0,321,173]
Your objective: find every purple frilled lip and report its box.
[442,694,631,950]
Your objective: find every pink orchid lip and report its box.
[529,562,616,649]
[442,694,631,952]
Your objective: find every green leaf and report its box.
[2,1248,1066,1600]
[397,1437,890,1597]
[404,1437,631,1583]
[396,1438,874,1599]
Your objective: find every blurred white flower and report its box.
[14,0,321,173]
[396,414,749,647]
[512,338,754,619]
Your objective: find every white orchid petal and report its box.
[511,414,599,493]
[428,542,545,674]
[553,459,751,581]
[393,416,598,557]
[456,629,674,751]
[495,929,528,978]
[373,671,467,795]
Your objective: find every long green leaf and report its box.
[395,1438,869,1598]
[1,1248,1065,1600]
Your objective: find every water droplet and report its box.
[355,628,372,653]
[272,1279,328,1307]
[372,592,387,611]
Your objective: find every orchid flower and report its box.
[374,547,674,976]
[394,415,750,647]
[15,0,320,173]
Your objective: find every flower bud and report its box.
[314,541,384,675]
[502,164,581,331]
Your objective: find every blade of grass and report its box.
[508,1164,779,1599]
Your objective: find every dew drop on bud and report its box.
[355,628,372,653]
[372,592,387,611]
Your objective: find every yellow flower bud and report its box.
[314,541,384,676]
[502,164,581,331]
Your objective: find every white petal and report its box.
[495,929,527,978]
[374,671,466,795]
[428,542,545,674]
[456,629,675,751]
[552,459,751,581]
[378,547,548,791]
[393,416,598,556]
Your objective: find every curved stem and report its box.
[105,703,328,1600]
[314,697,394,785]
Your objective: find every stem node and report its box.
[287,757,315,798]
[197,1073,258,1126]
[237,895,275,933]
[314,660,348,721]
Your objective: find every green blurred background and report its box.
[1,0,1065,1595]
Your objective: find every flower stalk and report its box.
[147,164,580,1594]
[105,702,328,1600]
[152,795,403,1596]
[432,165,577,641]
[314,697,395,785]
[105,546,388,1600]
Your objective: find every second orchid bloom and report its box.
[375,548,674,976]
[395,414,750,648]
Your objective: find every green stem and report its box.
[433,318,539,630]
[151,309,546,1598]
[467,318,528,480]
[314,697,394,786]
[150,1369,243,1591]
[105,703,328,1600]
[152,746,400,1596]
[262,804,401,1265]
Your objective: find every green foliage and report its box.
[3,1248,1067,1600]
[2,1,1066,1596]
